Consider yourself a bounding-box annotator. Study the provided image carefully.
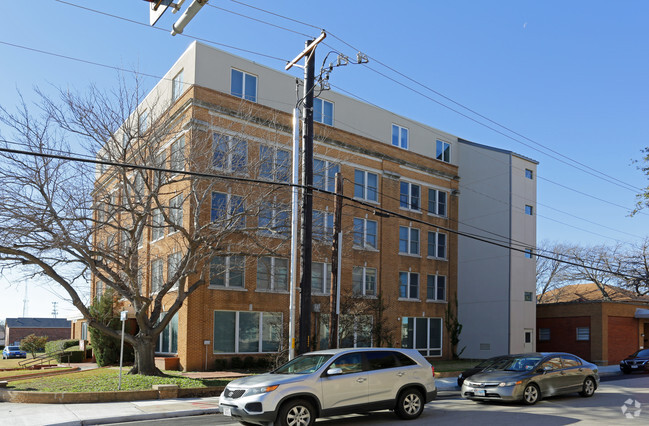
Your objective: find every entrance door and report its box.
[524,329,534,353]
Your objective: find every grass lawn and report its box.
[6,368,231,392]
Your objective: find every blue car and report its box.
[2,345,27,359]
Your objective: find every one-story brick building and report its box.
[537,283,649,365]
[4,318,71,347]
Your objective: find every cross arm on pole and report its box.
[285,32,327,71]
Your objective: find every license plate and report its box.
[475,389,486,396]
[222,407,232,417]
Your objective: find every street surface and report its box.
[109,375,649,425]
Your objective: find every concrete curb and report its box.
[0,386,225,403]
[50,407,222,426]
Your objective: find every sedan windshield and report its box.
[7,346,20,351]
[273,354,333,374]
[487,356,543,372]
[631,349,649,358]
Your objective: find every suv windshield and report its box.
[273,354,333,374]
[487,356,542,372]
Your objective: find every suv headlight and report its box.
[245,385,279,396]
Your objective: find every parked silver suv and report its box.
[219,347,437,426]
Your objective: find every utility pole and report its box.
[329,172,343,348]
[285,33,326,355]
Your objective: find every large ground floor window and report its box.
[318,314,373,349]
[213,311,282,353]
[401,317,442,356]
[156,312,178,354]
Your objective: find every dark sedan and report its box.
[620,349,649,374]
[458,356,508,386]
[461,352,599,405]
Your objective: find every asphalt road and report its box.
[108,374,649,426]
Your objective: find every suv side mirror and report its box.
[326,367,343,376]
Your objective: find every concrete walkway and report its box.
[0,365,623,426]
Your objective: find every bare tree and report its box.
[561,244,623,300]
[535,241,572,303]
[614,238,649,296]
[0,77,300,375]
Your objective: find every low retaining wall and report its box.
[0,386,224,403]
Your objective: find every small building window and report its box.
[539,328,550,341]
[576,327,590,341]
[172,69,184,102]
[525,169,534,179]
[436,140,450,163]
[525,205,534,215]
[314,98,333,125]
[524,248,533,259]
[392,124,409,149]
[231,69,257,102]
[524,291,533,302]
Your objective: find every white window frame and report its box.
[170,135,185,175]
[436,140,451,163]
[352,266,377,297]
[353,217,377,250]
[256,256,289,292]
[259,145,290,183]
[426,274,446,301]
[392,124,409,149]
[259,202,290,238]
[399,226,420,255]
[211,192,245,229]
[312,262,331,295]
[427,231,447,259]
[354,169,378,202]
[169,194,183,232]
[576,327,590,341]
[401,317,443,357]
[230,68,258,102]
[428,188,447,217]
[313,210,334,243]
[400,181,420,211]
[213,311,283,354]
[209,256,245,289]
[399,271,419,300]
[314,159,340,191]
[151,258,164,294]
[212,133,248,173]
[167,251,182,290]
[151,208,164,241]
[313,98,334,126]
[172,69,184,102]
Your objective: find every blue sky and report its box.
[1,0,648,319]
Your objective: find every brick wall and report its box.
[608,316,638,364]
[537,316,591,361]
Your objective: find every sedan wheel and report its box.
[579,377,596,397]
[522,383,540,405]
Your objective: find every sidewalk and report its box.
[0,365,622,426]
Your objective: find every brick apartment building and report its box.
[76,41,536,371]
[4,318,71,347]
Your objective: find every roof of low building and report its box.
[538,283,649,304]
[5,318,71,328]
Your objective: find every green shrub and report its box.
[230,356,243,369]
[45,339,80,361]
[60,349,85,363]
[214,358,229,370]
[89,288,134,366]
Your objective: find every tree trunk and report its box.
[129,334,162,376]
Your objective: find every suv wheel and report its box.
[277,399,315,426]
[395,388,424,420]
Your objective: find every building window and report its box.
[257,257,288,292]
[400,181,420,211]
[156,312,178,354]
[81,322,88,340]
[399,271,419,299]
[353,266,377,297]
[210,256,245,289]
[313,210,334,243]
[211,192,245,228]
[427,231,446,259]
[354,170,378,202]
[576,327,590,341]
[259,203,290,238]
[139,109,149,133]
[399,226,420,255]
[314,159,340,191]
[525,205,534,215]
[312,262,331,294]
[172,69,183,102]
[525,248,533,259]
[525,169,534,179]
[525,331,532,344]
[339,315,373,348]
[167,252,182,289]
[436,140,450,163]
[151,259,163,293]
[353,218,377,249]
[169,195,183,231]
[401,317,442,356]
[427,275,446,301]
[231,69,257,102]
[314,98,333,125]
[260,145,290,183]
[170,136,185,174]
[213,133,247,173]
[428,189,447,217]
[152,208,164,241]
[539,328,550,341]
[392,124,408,149]
[524,291,534,302]
[154,151,167,188]
[213,311,282,353]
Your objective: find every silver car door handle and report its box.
[356,377,367,383]
[397,372,406,377]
